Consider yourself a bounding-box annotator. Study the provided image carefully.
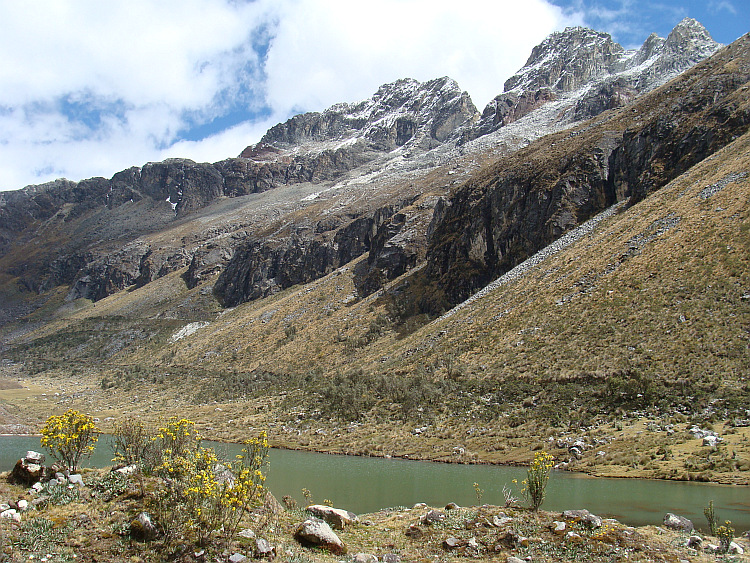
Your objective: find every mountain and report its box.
[1,20,749,484]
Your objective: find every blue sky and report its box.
[0,0,746,192]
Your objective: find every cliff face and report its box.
[424,34,750,306]
[0,19,735,324]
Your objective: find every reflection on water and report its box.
[2,435,747,531]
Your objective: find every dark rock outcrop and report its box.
[425,33,750,306]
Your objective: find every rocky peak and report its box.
[504,27,624,94]
[258,77,478,151]
[470,18,721,137]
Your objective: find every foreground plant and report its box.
[40,408,100,472]
[523,451,554,511]
[151,425,269,548]
[703,499,718,535]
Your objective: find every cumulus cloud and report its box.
[0,0,577,191]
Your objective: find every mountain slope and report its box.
[0,22,748,484]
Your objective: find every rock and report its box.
[306,504,358,529]
[228,554,247,563]
[237,528,256,539]
[445,502,460,510]
[31,482,43,492]
[16,499,28,512]
[687,535,702,548]
[130,512,158,541]
[68,474,84,486]
[443,537,464,550]
[9,458,44,486]
[467,537,480,550]
[492,514,512,527]
[115,464,137,475]
[294,517,346,554]
[506,557,525,563]
[25,451,45,464]
[420,509,446,525]
[254,538,275,558]
[702,435,720,448]
[412,502,427,509]
[551,521,567,535]
[566,531,583,543]
[381,554,400,563]
[1,509,20,522]
[353,553,378,563]
[563,509,602,528]
[663,513,694,532]
[728,542,744,555]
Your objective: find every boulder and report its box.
[68,474,84,487]
[306,504,358,529]
[443,537,463,550]
[562,509,602,528]
[294,517,346,554]
[25,451,45,464]
[687,535,702,549]
[663,513,694,532]
[420,509,446,525]
[254,538,275,558]
[9,458,44,486]
[130,512,158,541]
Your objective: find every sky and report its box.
[0,0,746,192]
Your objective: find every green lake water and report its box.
[2,435,748,531]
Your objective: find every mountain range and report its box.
[0,19,748,482]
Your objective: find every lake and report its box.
[2,435,748,531]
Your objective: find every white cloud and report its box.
[0,0,577,191]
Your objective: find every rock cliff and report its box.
[424,33,750,306]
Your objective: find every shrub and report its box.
[151,427,269,548]
[716,521,734,553]
[40,409,100,471]
[111,417,154,468]
[523,451,554,511]
[703,500,718,535]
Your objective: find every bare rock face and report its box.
[468,18,721,139]
[259,77,478,151]
[425,33,750,307]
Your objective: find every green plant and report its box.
[11,517,74,557]
[91,470,131,501]
[301,488,313,505]
[523,451,554,511]
[36,480,81,507]
[151,427,269,548]
[472,482,484,504]
[716,520,734,553]
[111,417,153,467]
[704,499,718,535]
[40,408,100,472]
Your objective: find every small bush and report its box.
[40,408,100,472]
[523,451,554,511]
[111,417,154,468]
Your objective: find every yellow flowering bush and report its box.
[151,425,269,548]
[523,450,554,511]
[40,409,100,472]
